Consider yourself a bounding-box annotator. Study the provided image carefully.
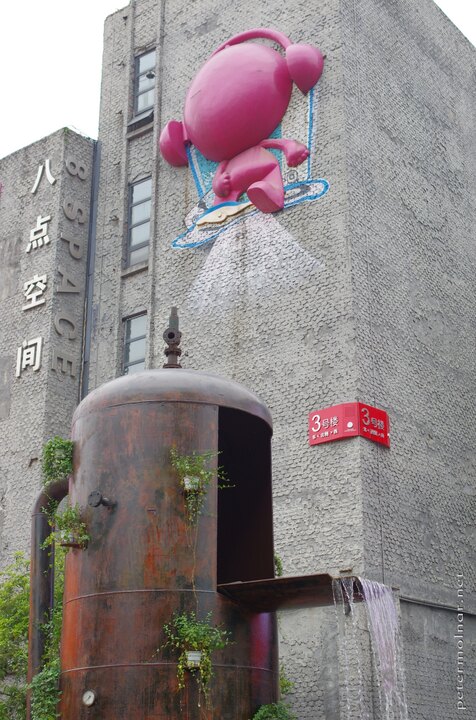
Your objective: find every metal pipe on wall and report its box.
[27,478,69,719]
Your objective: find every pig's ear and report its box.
[286,44,324,94]
[159,120,189,167]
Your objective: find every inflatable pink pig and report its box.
[159,28,324,213]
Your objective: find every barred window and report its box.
[123,314,147,375]
[127,177,151,266]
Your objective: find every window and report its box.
[134,50,156,116]
[127,177,151,266]
[123,314,147,374]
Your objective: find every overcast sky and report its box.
[0,0,474,160]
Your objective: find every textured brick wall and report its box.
[402,603,475,720]
[340,0,476,599]
[339,3,476,715]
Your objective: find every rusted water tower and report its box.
[28,311,338,718]
[30,313,277,719]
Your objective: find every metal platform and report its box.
[218,573,362,612]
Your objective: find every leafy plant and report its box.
[41,437,73,487]
[0,684,26,720]
[0,553,29,719]
[251,665,296,720]
[30,545,65,720]
[279,664,294,697]
[251,701,297,720]
[170,448,230,524]
[42,503,89,550]
[0,550,65,720]
[274,553,283,578]
[162,611,232,703]
[30,657,61,720]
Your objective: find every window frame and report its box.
[122,313,147,375]
[126,176,152,267]
[134,49,156,117]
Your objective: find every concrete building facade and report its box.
[0,129,94,560]
[0,0,474,718]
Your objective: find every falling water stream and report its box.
[333,577,409,720]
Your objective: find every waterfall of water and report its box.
[333,577,409,720]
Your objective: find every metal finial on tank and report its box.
[163,306,182,368]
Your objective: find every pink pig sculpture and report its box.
[159,28,324,213]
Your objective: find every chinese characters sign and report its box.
[26,214,51,253]
[22,274,47,310]
[308,402,390,448]
[15,153,90,379]
[16,337,43,377]
[31,159,56,193]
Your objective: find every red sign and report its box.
[308,402,390,447]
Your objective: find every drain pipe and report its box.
[80,139,101,400]
[27,478,69,718]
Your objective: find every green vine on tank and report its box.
[42,503,90,551]
[170,448,230,524]
[41,437,88,551]
[41,436,73,487]
[162,611,232,707]
[170,448,232,605]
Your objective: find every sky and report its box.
[0,0,474,160]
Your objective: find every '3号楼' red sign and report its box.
[308,402,390,447]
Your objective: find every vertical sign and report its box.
[15,147,91,381]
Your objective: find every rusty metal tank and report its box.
[58,367,278,719]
